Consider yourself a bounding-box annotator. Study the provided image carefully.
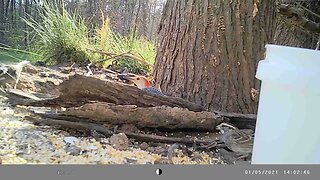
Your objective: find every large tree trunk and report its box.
[154,0,277,114]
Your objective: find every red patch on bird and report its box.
[144,78,152,87]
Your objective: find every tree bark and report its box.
[0,0,5,43]
[24,0,29,48]
[52,102,223,131]
[274,1,320,49]
[18,0,22,17]
[10,0,14,27]
[19,74,205,112]
[154,0,277,114]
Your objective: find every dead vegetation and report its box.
[0,62,256,164]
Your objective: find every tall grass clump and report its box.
[96,15,156,74]
[24,0,93,64]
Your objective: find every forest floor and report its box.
[0,62,229,164]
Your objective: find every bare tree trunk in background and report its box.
[123,0,137,35]
[132,0,141,37]
[148,0,157,40]
[103,0,165,40]
[18,0,22,17]
[140,0,148,37]
[10,0,15,28]
[275,1,320,49]
[5,0,9,18]
[24,0,29,48]
[0,0,5,44]
[154,0,277,114]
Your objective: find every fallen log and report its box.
[37,102,223,131]
[23,74,205,112]
[24,116,218,145]
[215,111,256,130]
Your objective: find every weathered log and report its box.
[7,88,42,100]
[58,102,222,131]
[215,111,256,130]
[23,74,205,112]
[24,116,217,145]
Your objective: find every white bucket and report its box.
[252,44,320,164]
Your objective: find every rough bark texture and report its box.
[23,74,205,112]
[0,0,5,43]
[275,1,320,49]
[60,102,223,131]
[154,0,277,114]
[215,111,256,130]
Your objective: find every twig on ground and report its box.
[25,116,217,145]
[87,49,154,68]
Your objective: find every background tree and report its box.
[0,0,5,44]
[154,0,277,114]
[275,1,320,49]
[0,0,166,48]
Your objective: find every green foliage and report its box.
[96,16,156,74]
[24,0,94,65]
[109,57,151,75]
[6,28,26,49]
[21,1,156,73]
[0,47,40,63]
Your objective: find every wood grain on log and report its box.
[59,102,223,131]
[26,74,205,112]
[215,111,256,129]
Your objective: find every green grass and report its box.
[16,0,157,74]
[24,0,94,65]
[95,16,156,74]
[0,48,39,64]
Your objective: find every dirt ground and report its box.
[0,63,229,164]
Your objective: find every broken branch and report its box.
[25,116,217,145]
[88,49,154,68]
[21,74,206,112]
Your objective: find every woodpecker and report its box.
[118,73,164,95]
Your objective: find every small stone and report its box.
[109,133,129,151]
[46,142,56,152]
[16,150,25,156]
[64,136,78,146]
[87,145,98,150]
[139,142,149,150]
[154,157,172,164]
[124,157,138,164]
[64,145,81,156]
